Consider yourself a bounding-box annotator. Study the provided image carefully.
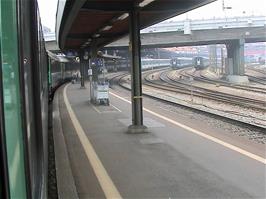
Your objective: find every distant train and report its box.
[141,58,171,70]
[193,56,210,70]
[104,56,210,71]
[171,57,193,69]
[105,58,172,72]
[171,56,210,70]
[48,53,79,98]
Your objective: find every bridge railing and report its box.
[44,16,266,41]
[141,16,266,33]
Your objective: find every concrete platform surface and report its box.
[56,82,266,199]
[226,75,250,84]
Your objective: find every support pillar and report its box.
[79,57,85,88]
[79,51,89,88]
[238,38,245,75]
[128,8,147,133]
[90,48,98,82]
[209,45,217,72]
[221,47,224,74]
[226,39,245,75]
[226,39,248,84]
[88,47,99,103]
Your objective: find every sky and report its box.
[38,0,266,32]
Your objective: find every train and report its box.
[48,52,79,100]
[141,58,171,70]
[101,56,210,73]
[171,57,194,69]
[171,56,210,70]
[0,0,72,198]
[0,1,79,198]
[193,56,210,70]
[104,58,172,72]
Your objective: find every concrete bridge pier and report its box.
[225,39,249,84]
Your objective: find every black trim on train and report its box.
[17,0,33,197]
[16,0,49,198]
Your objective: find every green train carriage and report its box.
[0,0,49,198]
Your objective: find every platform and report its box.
[53,82,266,198]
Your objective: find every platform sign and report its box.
[97,58,103,67]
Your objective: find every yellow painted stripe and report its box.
[63,84,122,199]
[109,91,266,165]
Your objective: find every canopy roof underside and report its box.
[56,0,216,50]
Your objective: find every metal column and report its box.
[80,58,85,88]
[128,9,147,133]
[91,48,98,82]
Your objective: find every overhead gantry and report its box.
[56,0,216,133]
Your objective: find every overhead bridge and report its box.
[46,16,266,50]
[106,26,266,48]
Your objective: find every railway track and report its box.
[246,66,266,75]
[177,67,266,94]
[106,70,265,129]
[145,70,266,111]
[246,67,266,85]
[247,75,266,85]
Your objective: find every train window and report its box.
[0,0,27,198]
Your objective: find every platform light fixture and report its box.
[139,0,156,7]
[93,33,100,38]
[101,25,113,31]
[117,13,129,21]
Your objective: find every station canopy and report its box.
[56,0,216,50]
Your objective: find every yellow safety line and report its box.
[63,84,122,199]
[109,91,266,165]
